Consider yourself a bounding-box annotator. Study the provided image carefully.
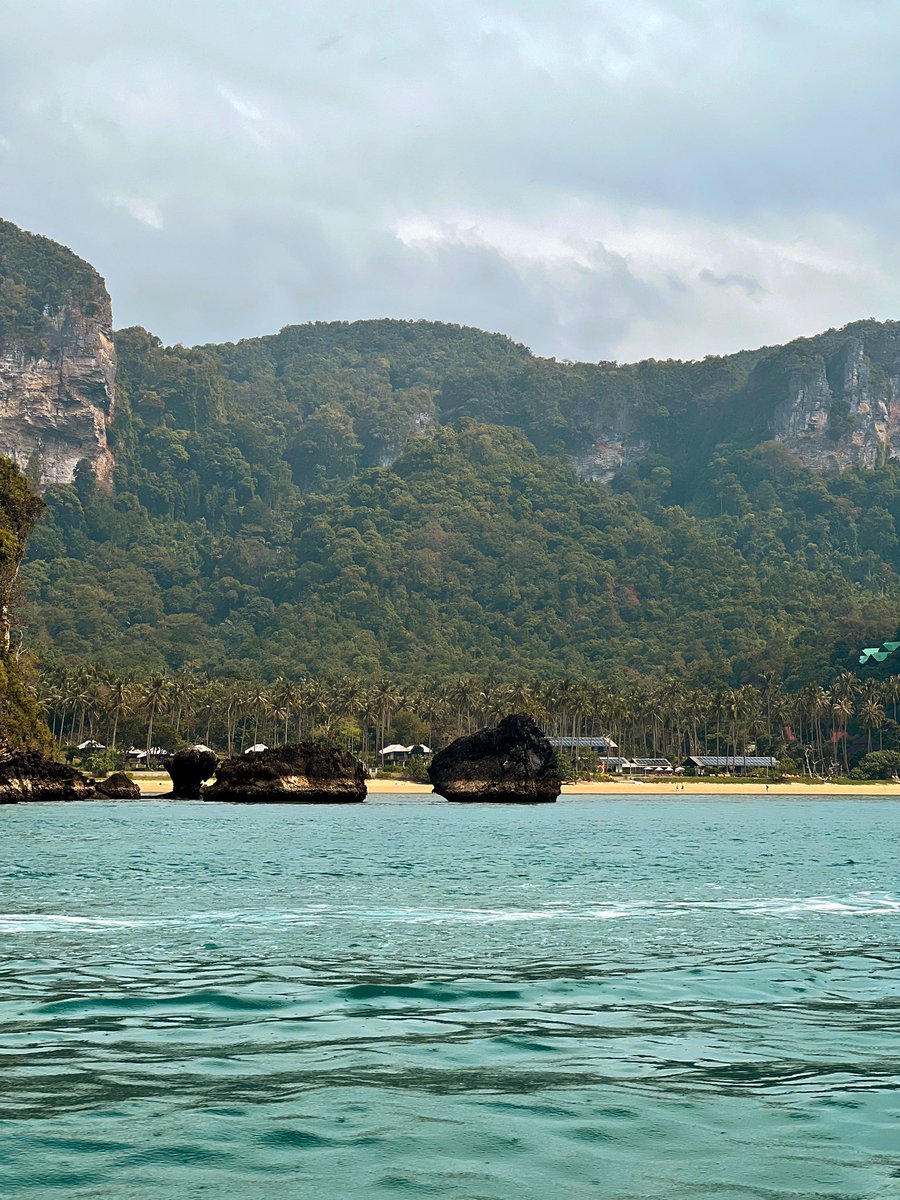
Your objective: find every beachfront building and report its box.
[548,736,617,753]
[682,755,778,776]
[632,757,675,774]
[125,746,170,764]
[379,743,432,764]
[597,757,635,774]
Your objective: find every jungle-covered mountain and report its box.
[3,216,900,685]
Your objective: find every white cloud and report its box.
[0,0,899,361]
[108,193,165,231]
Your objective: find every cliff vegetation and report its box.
[1,217,900,686]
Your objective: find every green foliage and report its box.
[0,652,53,753]
[15,310,900,686]
[8,215,900,688]
[0,452,51,752]
[851,750,900,780]
[0,219,108,355]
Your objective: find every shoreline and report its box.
[124,773,900,799]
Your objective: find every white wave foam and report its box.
[0,913,145,933]
[3,893,897,934]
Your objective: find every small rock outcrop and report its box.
[203,742,366,803]
[165,746,218,799]
[93,771,141,799]
[428,713,561,804]
[0,750,95,803]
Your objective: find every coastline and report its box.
[371,779,900,797]
[125,773,900,798]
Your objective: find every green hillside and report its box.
[2,216,900,686]
[23,360,900,685]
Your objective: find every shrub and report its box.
[851,750,900,780]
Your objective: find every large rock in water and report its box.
[94,771,141,799]
[202,742,366,803]
[428,714,561,804]
[0,751,95,803]
[165,747,218,799]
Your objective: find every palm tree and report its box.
[246,684,270,748]
[370,678,401,753]
[859,695,885,752]
[140,674,171,765]
[106,674,135,750]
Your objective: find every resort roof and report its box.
[685,755,778,768]
[547,736,617,750]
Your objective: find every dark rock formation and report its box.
[94,771,141,799]
[203,742,366,803]
[0,750,95,803]
[428,714,561,804]
[165,747,218,799]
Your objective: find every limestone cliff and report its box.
[571,320,900,479]
[0,220,115,489]
[770,332,900,470]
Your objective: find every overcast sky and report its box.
[1,0,898,362]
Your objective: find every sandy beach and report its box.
[125,772,900,798]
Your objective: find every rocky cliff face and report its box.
[771,335,900,470]
[570,322,900,479]
[0,220,116,490]
[573,432,650,482]
[0,305,116,490]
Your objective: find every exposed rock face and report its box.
[377,409,436,466]
[165,747,218,799]
[0,219,116,490]
[0,751,95,803]
[94,771,141,799]
[574,433,649,482]
[0,306,116,489]
[428,714,561,804]
[772,337,900,470]
[203,742,366,803]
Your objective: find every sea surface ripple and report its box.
[1,796,898,1198]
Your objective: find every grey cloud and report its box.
[1,1,899,361]
[699,270,767,298]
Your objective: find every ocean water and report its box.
[1,797,898,1200]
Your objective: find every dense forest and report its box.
[23,324,900,686]
[3,216,900,696]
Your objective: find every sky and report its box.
[1,0,899,362]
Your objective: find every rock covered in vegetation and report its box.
[165,746,218,799]
[93,771,141,799]
[0,750,95,803]
[428,714,561,804]
[202,742,365,803]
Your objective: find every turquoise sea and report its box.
[1,796,898,1199]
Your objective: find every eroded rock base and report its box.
[203,742,366,803]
